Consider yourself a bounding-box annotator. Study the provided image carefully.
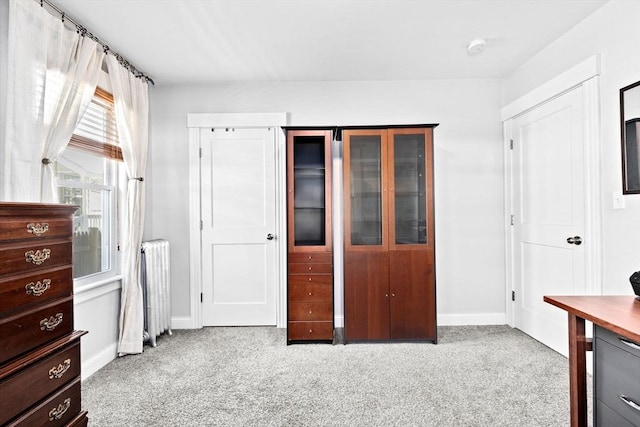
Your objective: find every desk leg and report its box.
[568,313,588,427]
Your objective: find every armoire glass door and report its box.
[293,136,326,246]
[344,130,387,250]
[287,130,332,253]
[389,130,430,248]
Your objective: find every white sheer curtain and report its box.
[4,0,104,202]
[106,55,149,356]
[40,37,104,202]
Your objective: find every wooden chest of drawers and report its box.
[287,252,334,342]
[0,203,88,426]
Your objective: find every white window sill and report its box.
[75,272,123,295]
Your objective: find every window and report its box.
[55,88,120,280]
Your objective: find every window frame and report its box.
[55,86,122,288]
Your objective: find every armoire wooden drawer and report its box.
[289,283,333,302]
[0,240,72,276]
[288,321,334,341]
[289,301,333,321]
[0,217,72,242]
[0,341,80,425]
[0,266,72,316]
[288,263,333,275]
[595,335,640,425]
[6,377,82,427]
[288,274,332,287]
[0,296,73,362]
[288,252,332,264]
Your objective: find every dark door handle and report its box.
[267,233,275,241]
[566,236,582,245]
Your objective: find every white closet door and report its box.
[200,127,277,326]
[511,86,585,356]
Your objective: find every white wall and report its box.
[0,0,8,185]
[502,0,640,295]
[75,281,121,379]
[149,79,507,327]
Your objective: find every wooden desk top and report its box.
[544,295,640,343]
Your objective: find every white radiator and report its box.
[141,239,172,347]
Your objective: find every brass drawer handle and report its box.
[619,395,640,413]
[48,398,71,421]
[25,279,51,296]
[49,359,71,379]
[619,337,640,351]
[40,313,63,331]
[27,222,49,236]
[25,248,51,265]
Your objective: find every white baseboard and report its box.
[437,312,507,326]
[172,314,505,329]
[171,316,199,329]
[82,343,117,381]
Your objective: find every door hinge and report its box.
[199,147,202,158]
[510,139,514,150]
[200,292,203,303]
[512,290,516,301]
[200,220,203,230]
[510,215,514,226]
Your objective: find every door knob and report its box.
[266,233,275,241]
[566,236,582,245]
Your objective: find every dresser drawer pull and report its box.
[27,222,49,236]
[619,395,640,413]
[25,279,51,296]
[48,398,71,421]
[40,313,63,331]
[619,337,640,351]
[25,248,51,265]
[49,359,71,379]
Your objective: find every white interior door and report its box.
[511,86,586,356]
[201,127,277,326]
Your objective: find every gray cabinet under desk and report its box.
[594,325,640,426]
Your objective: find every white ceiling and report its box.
[50,0,609,85]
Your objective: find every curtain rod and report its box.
[38,0,155,85]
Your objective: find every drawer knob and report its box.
[308,292,312,296]
[49,359,71,379]
[308,256,312,260]
[619,395,640,413]
[25,248,51,265]
[308,278,312,282]
[40,313,63,331]
[25,279,51,296]
[308,267,312,271]
[308,310,312,314]
[26,222,49,236]
[48,398,71,421]
[309,329,313,333]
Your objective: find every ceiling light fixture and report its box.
[467,38,487,55]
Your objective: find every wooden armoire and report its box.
[343,126,437,342]
[286,129,334,343]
